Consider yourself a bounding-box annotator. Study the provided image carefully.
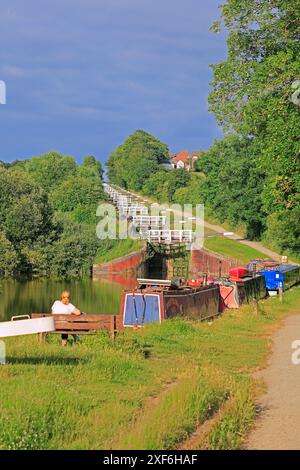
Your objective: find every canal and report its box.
[0,278,132,321]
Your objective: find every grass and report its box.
[95,238,143,264]
[205,215,247,238]
[204,236,271,264]
[1,286,300,449]
[205,216,300,264]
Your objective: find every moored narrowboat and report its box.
[216,275,267,311]
[258,264,300,293]
[121,279,220,327]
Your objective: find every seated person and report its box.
[51,291,81,346]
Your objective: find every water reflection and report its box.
[0,279,128,321]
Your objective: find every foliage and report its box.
[0,167,52,229]
[107,130,169,191]
[0,152,107,279]
[209,0,300,253]
[24,151,77,192]
[5,195,54,245]
[264,208,300,254]
[47,217,102,279]
[198,136,266,239]
[0,167,57,276]
[0,231,18,277]
[142,170,170,201]
[173,173,204,206]
[142,169,191,203]
[78,156,104,179]
[50,175,105,219]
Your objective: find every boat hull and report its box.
[0,317,55,338]
[121,285,220,327]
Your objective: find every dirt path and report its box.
[247,314,300,450]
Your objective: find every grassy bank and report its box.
[205,217,300,265]
[1,286,300,449]
[95,238,142,264]
[204,237,270,264]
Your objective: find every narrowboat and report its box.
[214,271,267,311]
[258,264,300,293]
[121,279,220,327]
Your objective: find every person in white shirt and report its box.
[51,291,81,346]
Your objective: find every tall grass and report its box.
[1,287,300,449]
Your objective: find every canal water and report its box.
[0,278,132,321]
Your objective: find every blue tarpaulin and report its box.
[258,265,300,291]
[123,294,160,326]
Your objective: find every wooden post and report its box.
[279,286,283,303]
[38,332,46,344]
[110,316,116,340]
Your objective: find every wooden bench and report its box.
[31,314,123,342]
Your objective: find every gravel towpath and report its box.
[247,314,300,450]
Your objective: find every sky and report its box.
[0,0,227,166]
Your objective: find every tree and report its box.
[78,156,104,179]
[165,170,191,202]
[0,151,111,279]
[47,217,101,279]
[0,167,55,244]
[173,173,204,206]
[24,151,77,192]
[5,195,52,245]
[50,176,105,213]
[208,0,300,252]
[265,208,300,254]
[143,171,169,201]
[142,169,191,203]
[106,130,169,191]
[0,231,18,277]
[199,137,266,239]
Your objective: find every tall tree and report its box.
[107,130,169,191]
[198,137,266,239]
[209,0,300,253]
[24,151,77,192]
[79,156,104,179]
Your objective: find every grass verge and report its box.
[95,238,142,264]
[204,237,270,264]
[1,287,300,449]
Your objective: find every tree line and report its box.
[107,0,300,258]
[0,152,106,279]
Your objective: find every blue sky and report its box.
[0,0,227,165]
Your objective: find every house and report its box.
[171,150,202,171]
[172,150,190,170]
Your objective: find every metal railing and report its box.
[131,215,167,227]
[147,230,193,244]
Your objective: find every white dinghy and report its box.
[0,315,55,338]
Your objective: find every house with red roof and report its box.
[171,150,201,171]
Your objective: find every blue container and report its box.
[258,264,300,292]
